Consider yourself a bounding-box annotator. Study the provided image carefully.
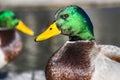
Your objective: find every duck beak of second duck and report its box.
[15,20,34,36]
[35,22,61,42]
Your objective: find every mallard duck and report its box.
[0,10,34,68]
[35,5,120,80]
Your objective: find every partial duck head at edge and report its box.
[0,10,34,68]
[35,5,95,42]
[0,10,34,36]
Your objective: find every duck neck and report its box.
[69,28,94,41]
[0,29,15,47]
[69,33,94,41]
[79,31,94,40]
[58,41,96,69]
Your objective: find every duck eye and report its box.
[49,28,52,30]
[61,14,69,19]
[12,16,17,19]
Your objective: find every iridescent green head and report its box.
[0,10,34,36]
[0,10,19,29]
[35,5,95,41]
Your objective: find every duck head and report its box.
[0,10,34,36]
[35,5,94,41]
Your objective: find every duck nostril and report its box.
[49,28,52,30]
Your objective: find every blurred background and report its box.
[0,0,120,80]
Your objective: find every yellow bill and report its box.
[15,20,34,36]
[35,22,61,42]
